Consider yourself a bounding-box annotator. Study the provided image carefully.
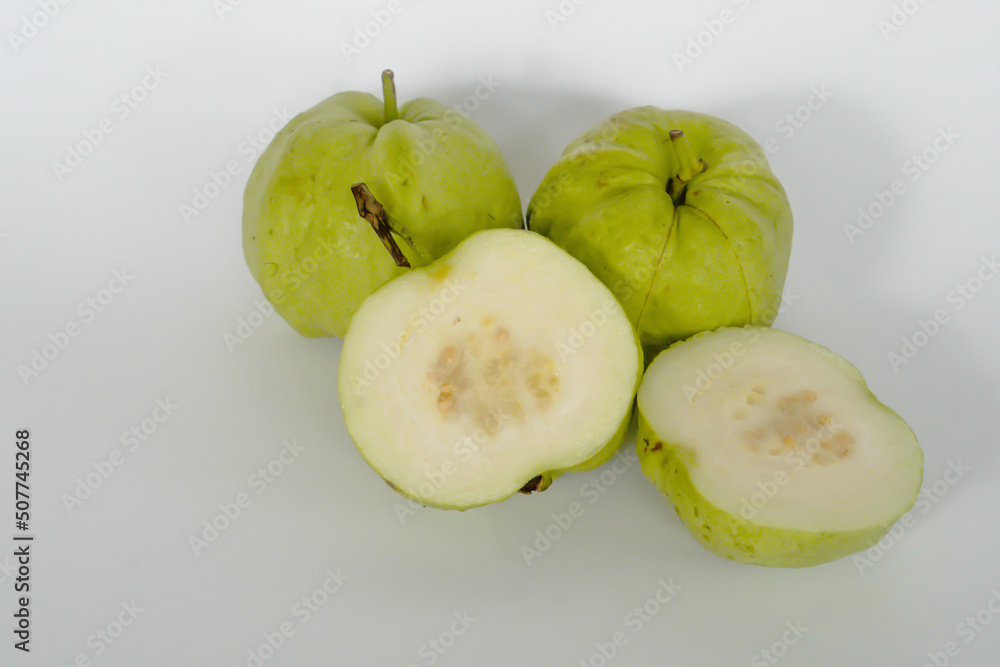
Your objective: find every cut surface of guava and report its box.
[339,229,642,509]
[637,326,923,567]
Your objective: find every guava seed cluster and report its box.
[426,323,561,429]
[735,388,855,465]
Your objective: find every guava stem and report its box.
[668,129,704,182]
[351,183,410,268]
[382,69,399,123]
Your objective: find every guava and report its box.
[243,70,523,338]
[636,326,923,567]
[527,108,793,358]
[338,225,642,510]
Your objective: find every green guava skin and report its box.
[637,415,888,568]
[527,107,793,358]
[243,88,523,338]
[635,329,924,568]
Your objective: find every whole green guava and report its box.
[527,107,792,357]
[243,70,523,337]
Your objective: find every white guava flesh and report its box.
[339,229,642,510]
[637,326,923,567]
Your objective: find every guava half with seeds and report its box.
[339,227,642,510]
[243,70,522,338]
[636,326,923,567]
[527,108,793,359]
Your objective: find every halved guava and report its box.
[339,228,642,510]
[637,326,923,567]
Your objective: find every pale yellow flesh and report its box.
[339,229,641,509]
[637,327,923,567]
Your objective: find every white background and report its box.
[2,1,999,665]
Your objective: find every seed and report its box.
[818,414,831,425]
[804,391,817,401]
